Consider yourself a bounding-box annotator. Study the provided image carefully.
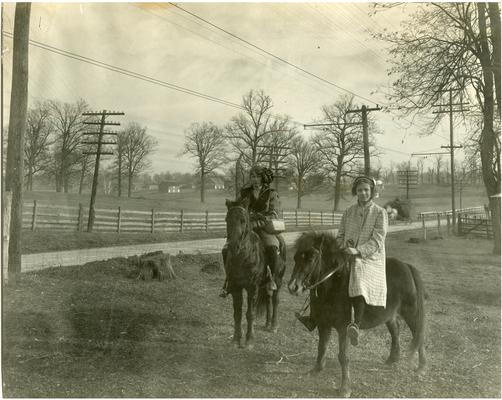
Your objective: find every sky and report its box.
[2,2,466,175]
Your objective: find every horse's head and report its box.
[225,197,251,253]
[288,232,348,296]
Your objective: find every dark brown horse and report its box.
[223,198,285,347]
[288,231,426,397]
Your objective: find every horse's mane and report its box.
[294,231,341,256]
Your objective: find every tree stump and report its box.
[130,251,176,281]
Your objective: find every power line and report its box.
[169,2,380,106]
[2,31,245,111]
[3,31,308,128]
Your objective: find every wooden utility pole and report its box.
[82,110,124,232]
[5,3,31,283]
[346,105,381,175]
[432,88,468,228]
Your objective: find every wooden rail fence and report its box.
[457,214,493,239]
[22,201,343,233]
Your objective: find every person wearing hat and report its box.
[296,175,388,346]
[220,165,285,298]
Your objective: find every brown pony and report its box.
[288,231,426,397]
[223,198,285,347]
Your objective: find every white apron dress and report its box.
[336,201,388,307]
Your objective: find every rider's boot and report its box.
[265,246,280,293]
[347,295,365,346]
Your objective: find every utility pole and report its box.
[346,105,381,175]
[82,110,124,232]
[432,88,468,228]
[5,3,31,283]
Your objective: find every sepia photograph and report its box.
[1,1,500,397]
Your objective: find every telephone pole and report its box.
[82,110,124,232]
[432,88,468,228]
[346,105,381,175]
[5,3,31,283]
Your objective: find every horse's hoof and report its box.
[308,366,322,376]
[385,357,399,366]
[340,388,351,398]
[416,364,426,375]
[244,342,254,350]
[269,326,278,334]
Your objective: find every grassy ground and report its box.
[23,184,487,213]
[3,233,500,397]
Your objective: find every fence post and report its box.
[332,210,335,225]
[295,209,298,227]
[77,203,83,232]
[486,218,490,239]
[117,206,121,234]
[457,213,462,236]
[205,210,209,232]
[308,209,311,226]
[31,199,37,231]
[446,214,450,235]
[321,211,324,225]
[422,214,427,240]
[151,208,155,233]
[437,214,441,236]
[180,209,184,232]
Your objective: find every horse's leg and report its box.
[245,286,256,348]
[310,324,332,374]
[401,306,427,372]
[337,327,351,398]
[270,288,279,333]
[385,317,401,365]
[265,292,273,330]
[231,289,243,347]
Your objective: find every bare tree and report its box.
[287,136,322,209]
[182,121,227,203]
[433,154,443,185]
[261,116,297,190]
[77,152,92,195]
[416,158,425,185]
[312,95,377,211]
[226,89,282,168]
[112,131,127,197]
[49,99,89,192]
[121,122,157,197]
[24,101,53,191]
[376,2,501,253]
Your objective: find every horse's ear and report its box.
[313,235,324,251]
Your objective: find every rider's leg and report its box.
[347,295,365,345]
[264,245,279,292]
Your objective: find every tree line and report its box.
[182,90,381,210]
[20,98,157,197]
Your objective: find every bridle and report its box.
[226,205,251,248]
[301,238,347,291]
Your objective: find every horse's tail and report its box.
[255,284,269,317]
[408,263,426,353]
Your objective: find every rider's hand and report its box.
[344,247,359,256]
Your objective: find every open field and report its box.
[23,184,487,213]
[20,184,488,253]
[3,233,500,397]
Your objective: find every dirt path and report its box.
[21,221,436,272]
